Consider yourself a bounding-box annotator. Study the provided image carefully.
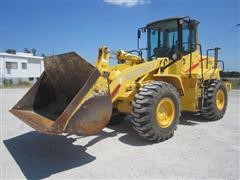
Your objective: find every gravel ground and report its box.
[0,88,239,179]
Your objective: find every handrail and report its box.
[206,47,221,69]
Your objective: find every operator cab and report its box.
[138,17,199,60]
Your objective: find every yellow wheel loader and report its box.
[11,17,231,142]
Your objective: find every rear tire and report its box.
[202,80,228,121]
[132,81,180,143]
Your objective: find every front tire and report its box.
[202,80,228,121]
[132,81,180,143]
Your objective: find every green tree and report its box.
[5,49,16,54]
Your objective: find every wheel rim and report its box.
[216,89,225,111]
[156,97,175,128]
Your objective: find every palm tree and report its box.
[31,48,37,56]
[24,48,31,53]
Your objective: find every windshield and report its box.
[147,20,179,59]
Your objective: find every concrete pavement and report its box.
[1,88,239,179]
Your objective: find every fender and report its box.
[153,74,185,96]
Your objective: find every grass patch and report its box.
[222,78,240,89]
[0,81,32,89]
[230,80,240,89]
[1,78,239,90]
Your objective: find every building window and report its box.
[22,62,27,69]
[29,77,34,81]
[6,62,18,69]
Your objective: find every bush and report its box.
[1,79,32,88]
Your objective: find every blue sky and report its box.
[0,0,239,71]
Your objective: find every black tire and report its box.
[107,109,125,126]
[132,81,180,143]
[202,80,228,121]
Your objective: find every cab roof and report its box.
[146,16,194,27]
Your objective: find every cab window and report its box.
[182,22,196,55]
[147,20,178,59]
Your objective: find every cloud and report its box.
[103,0,150,7]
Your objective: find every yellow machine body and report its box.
[96,47,224,114]
[10,17,230,136]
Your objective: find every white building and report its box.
[0,52,44,85]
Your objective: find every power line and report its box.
[219,46,240,55]
[206,31,238,46]
[202,25,239,46]
[207,30,238,45]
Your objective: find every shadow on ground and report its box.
[96,119,152,147]
[3,132,96,179]
[83,113,211,147]
[72,119,152,148]
[3,120,150,179]
[179,112,213,126]
[3,113,210,179]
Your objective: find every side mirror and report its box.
[141,27,147,33]
[138,29,141,39]
[137,27,147,50]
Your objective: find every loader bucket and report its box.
[10,52,112,135]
